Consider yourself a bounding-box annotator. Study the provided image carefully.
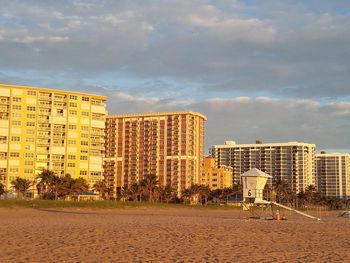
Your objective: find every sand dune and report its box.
[0,208,349,262]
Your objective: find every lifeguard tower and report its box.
[240,168,321,220]
[241,168,271,205]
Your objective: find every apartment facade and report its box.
[210,140,316,193]
[316,153,350,199]
[202,156,233,190]
[0,84,107,193]
[104,111,206,194]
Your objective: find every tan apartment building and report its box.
[209,140,316,193]
[0,84,107,194]
[316,152,350,199]
[104,111,206,194]
[202,156,233,190]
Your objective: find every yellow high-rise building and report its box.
[0,84,107,195]
[104,111,206,195]
[202,156,233,190]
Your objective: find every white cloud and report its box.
[103,90,350,151]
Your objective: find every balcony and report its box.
[37,149,50,154]
[54,96,66,102]
[37,158,49,162]
[0,98,9,105]
[91,138,104,143]
[39,94,52,101]
[38,125,51,132]
[53,102,66,109]
[38,117,50,123]
[53,134,65,139]
[39,102,52,108]
[52,143,65,147]
[53,127,66,133]
[37,139,50,146]
[0,113,9,120]
[90,145,104,151]
[0,105,9,112]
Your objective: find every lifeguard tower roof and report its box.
[241,168,272,178]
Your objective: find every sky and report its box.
[1,0,350,153]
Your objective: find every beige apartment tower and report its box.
[104,111,206,194]
[316,152,350,199]
[210,140,316,193]
[0,84,107,194]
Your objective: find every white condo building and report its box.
[316,152,350,199]
[209,140,316,193]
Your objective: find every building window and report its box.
[69,95,77,100]
[81,126,89,131]
[24,169,34,174]
[81,141,88,146]
[12,105,21,110]
[68,155,76,160]
[26,122,36,127]
[27,90,37,96]
[82,96,90,102]
[68,125,77,130]
[82,111,89,116]
[10,152,20,157]
[67,163,75,167]
[80,171,88,176]
[11,121,21,126]
[12,97,22,102]
[25,138,35,142]
[11,113,21,118]
[25,153,34,158]
[26,129,35,135]
[26,114,36,119]
[24,161,34,165]
[26,106,36,111]
[80,156,88,160]
[68,140,76,145]
[9,168,19,173]
[11,136,20,142]
[69,102,77,107]
[69,110,77,115]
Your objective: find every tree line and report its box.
[267,178,350,210]
[1,171,349,209]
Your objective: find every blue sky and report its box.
[1,0,350,152]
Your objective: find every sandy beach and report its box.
[0,207,349,262]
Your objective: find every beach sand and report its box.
[0,207,349,262]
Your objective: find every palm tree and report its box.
[220,187,232,203]
[274,177,293,204]
[128,183,142,201]
[116,187,128,201]
[200,185,211,205]
[161,185,176,204]
[304,185,320,205]
[36,169,56,199]
[92,180,108,199]
[181,188,192,204]
[50,175,62,200]
[140,174,159,202]
[11,177,32,198]
[71,177,89,195]
[189,184,203,205]
[0,182,5,198]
